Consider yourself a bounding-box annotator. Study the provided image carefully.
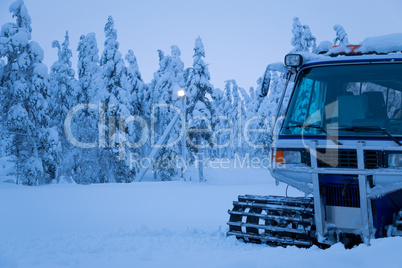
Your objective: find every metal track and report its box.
[227,195,315,247]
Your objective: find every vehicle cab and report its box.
[271,45,402,244]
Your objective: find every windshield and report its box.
[281,63,402,137]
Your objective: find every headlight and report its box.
[275,150,302,164]
[388,153,402,167]
[284,54,303,67]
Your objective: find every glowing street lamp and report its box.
[178,89,186,181]
[178,89,185,98]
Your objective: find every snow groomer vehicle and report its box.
[228,34,402,248]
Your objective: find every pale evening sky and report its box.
[1,0,402,90]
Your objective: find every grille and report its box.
[320,174,360,208]
[279,148,394,169]
[322,183,360,207]
[364,150,385,169]
[316,149,358,168]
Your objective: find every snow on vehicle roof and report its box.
[299,33,402,66]
[358,33,402,54]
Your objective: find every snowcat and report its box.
[227,36,402,248]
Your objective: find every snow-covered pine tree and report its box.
[49,31,76,134]
[101,16,127,102]
[232,81,247,156]
[185,37,214,114]
[184,37,214,163]
[291,17,316,53]
[301,25,316,53]
[148,45,185,181]
[0,59,6,157]
[210,87,225,158]
[244,82,264,158]
[125,49,145,116]
[63,32,102,184]
[0,0,60,185]
[333,25,349,46]
[77,32,100,104]
[124,48,149,178]
[250,69,287,157]
[220,81,234,158]
[48,31,77,182]
[148,49,171,180]
[238,85,259,156]
[100,16,133,183]
[245,86,264,157]
[291,17,303,53]
[246,86,261,119]
[222,80,246,157]
[164,45,185,181]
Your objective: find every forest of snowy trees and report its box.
[0,1,347,185]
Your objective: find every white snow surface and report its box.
[358,33,402,54]
[297,33,402,65]
[1,163,401,268]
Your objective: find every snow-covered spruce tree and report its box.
[220,80,246,158]
[49,31,76,137]
[290,17,303,53]
[0,59,6,157]
[62,32,102,184]
[230,80,246,157]
[101,16,127,101]
[248,69,287,158]
[184,37,214,164]
[238,85,260,156]
[210,87,224,158]
[253,72,285,157]
[124,48,149,177]
[100,16,133,183]
[125,49,146,116]
[245,86,260,120]
[148,46,185,181]
[213,81,233,158]
[48,31,77,182]
[291,17,316,53]
[333,25,349,46]
[165,45,185,181]
[148,49,169,180]
[243,85,264,157]
[243,73,270,157]
[77,32,101,104]
[301,25,316,53]
[0,0,60,185]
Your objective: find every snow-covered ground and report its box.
[0,162,401,268]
